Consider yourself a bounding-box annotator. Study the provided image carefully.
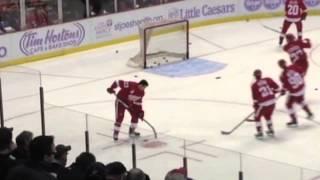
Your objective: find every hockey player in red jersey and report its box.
[251,69,280,138]
[283,33,311,76]
[278,59,313,126]
[107,79,149,141]
[279,0,307,45]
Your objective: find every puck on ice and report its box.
[315,88,318,91]
[115,50,119,53]
[215,76,221,79]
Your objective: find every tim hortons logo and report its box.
[19,23,85,56]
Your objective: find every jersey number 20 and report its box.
[288,4,299,16]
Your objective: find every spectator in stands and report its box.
[0,0,20,32]
[126,168,150,180]
[59,152,96,180]
[164,0,181,3]
[63,0,86,22]
[89,0,102,16]
[105,161,127,180]
[0,127,17,180]
[165,167,193,180]
[6,135,58,180]
[89,0,115,16]
[85,162,106,180]
[100,0,115,15]
[54,144,71,167]
[26,0,49,29]
[118,0,134,12]
[12,130,33,162]
[136,0,160,8]
[51,144,71,179]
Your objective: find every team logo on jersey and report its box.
[264,0,282,9]
[304,0,320,7]
[244,0,263,11]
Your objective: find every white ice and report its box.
[2,16,320,180]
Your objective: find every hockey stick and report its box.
[221,95,284,135]
[305,118,320,126]
[111,93,158,138]
[221,112,255,135]
[261,24,281,33]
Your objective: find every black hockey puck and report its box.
[315,88,318,91]
[215,76,221,79]
[115,50,119,53]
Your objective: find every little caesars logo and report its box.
[168,8,181,19]
[244,0,263,11]
[19,23,85,56]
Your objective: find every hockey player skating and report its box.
[278,59,313,126]
[279,0,307,46]
[251,69,280,139]
[107,79,149,141]
[283,33,311,76]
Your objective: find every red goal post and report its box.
[127,19,190,68]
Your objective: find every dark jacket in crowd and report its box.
[59,152,96,180]
[50,160,69,180]
[0,153,17,180]
[6,161,57,180]
[11,148,29,162]
[11,130,33,161]
[0,127,17,180]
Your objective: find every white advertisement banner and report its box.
[0,0,319,64]
[88,0,239,44]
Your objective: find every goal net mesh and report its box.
[128,20,189,68]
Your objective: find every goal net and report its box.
[127,19,189,68]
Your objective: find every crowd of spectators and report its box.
[0,127,192,180]
[0,0,183,34]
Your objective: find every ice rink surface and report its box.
[2,16,320,179]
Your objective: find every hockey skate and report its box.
[129,128,141,138]
[306,113,314,120]
[113,133,119,141]
[255,132,263,139]
[266,129,275,137]
[286,121,298,127]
